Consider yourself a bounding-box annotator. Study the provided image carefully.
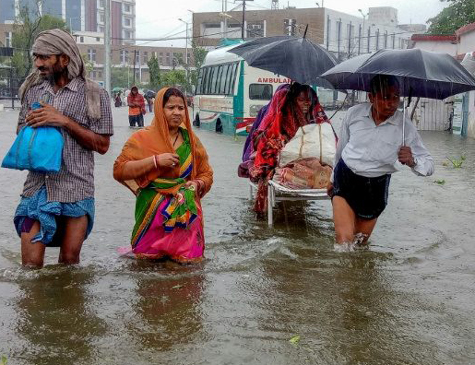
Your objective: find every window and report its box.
[219,64,230,94]
[124,17,131,27]
[120,50,129,63]
[99,0,104,8]
[249,84,273,100]
[143,51,148,64]
[201,67,210,94]
[206,67,215,94]
[87,49,96,62]
[210,66,220,94]
[230,62,239,95]
[124,4,131,12]
[96,37,100,42]
[99,14,105,23]
[80,36,84,43]
[166,53,170,65]
[226,62,238,95]
[196,68,204,94]
[5,32,12,47]
[124,30,131,39]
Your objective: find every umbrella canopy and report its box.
[229,35,338,86]
[144,90,156,98]
[112,87,123,93]
[321,48,475,100]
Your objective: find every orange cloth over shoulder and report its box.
[113,87,213,196]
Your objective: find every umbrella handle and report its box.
[402,98,406,146]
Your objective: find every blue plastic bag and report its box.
[1,102,64,173]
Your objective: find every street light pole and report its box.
[104,0,111,96]
[236,0,253,40]
[358,9,367,54]
[179,18,189,95]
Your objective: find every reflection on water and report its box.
[13,268,106,365]
[127,260,204,353]
[0,109,475,364]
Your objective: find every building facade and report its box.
[76,43,192,85]
[0,0,135,45]
[192,6,423,59]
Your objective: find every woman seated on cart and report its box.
[248,82,331,215]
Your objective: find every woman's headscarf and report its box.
[113,87,212,196]
[241,84,290,162]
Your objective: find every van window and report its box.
[201,67,209,94]
[220,64,230,94]
[196,68,203,94]
[210,66,220,94]
[227,62,238,95]
[249,84,273,100]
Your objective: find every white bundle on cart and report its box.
[274,123,337,189]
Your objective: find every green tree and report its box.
[162,70,186,88]
[12,4,68,82]
[147,54,161,90]
[111,67,129,88]
[189,41,207,94]
[428,0,475,34]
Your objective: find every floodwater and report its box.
[0,105,474,365]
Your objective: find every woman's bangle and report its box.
[153,155,158,169]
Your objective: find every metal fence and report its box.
[0,66,22,108]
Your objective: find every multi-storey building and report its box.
[193,6,425,60]
[0,0,135,45]
[76,43,192,85]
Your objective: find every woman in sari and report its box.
[249,82,331,215]
[113,87,213,263]
[238,84,290,178]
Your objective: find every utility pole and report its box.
[133,49,137,85]
[179,18,189,95]
[236,0,253,39]
[104,0,111,96]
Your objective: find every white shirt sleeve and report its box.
[331,109,351,182]
[406,123,435,177]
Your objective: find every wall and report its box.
[458,31,475,54]
[412,40,457,55]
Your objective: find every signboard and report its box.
[0,47,13,57]
[452,94,463,135]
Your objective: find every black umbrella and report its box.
[321,48,475,143]
[321,48,475,99]
[144,90,156,98]
[229,34,338,86]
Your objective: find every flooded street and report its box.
[1,106,474,365]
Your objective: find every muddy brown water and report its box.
[0,106,474,364]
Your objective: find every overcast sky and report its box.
[135,0,447,47]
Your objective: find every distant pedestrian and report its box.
[13,28,114,268]
[127,86,145,127]
[146,95,153,113]
[114,92,122,107]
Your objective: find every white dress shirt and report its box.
[333,103,434,178]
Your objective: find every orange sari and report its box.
[113,88,213,263]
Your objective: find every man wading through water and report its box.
[12,29,114,268]
[328,75,434,252]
